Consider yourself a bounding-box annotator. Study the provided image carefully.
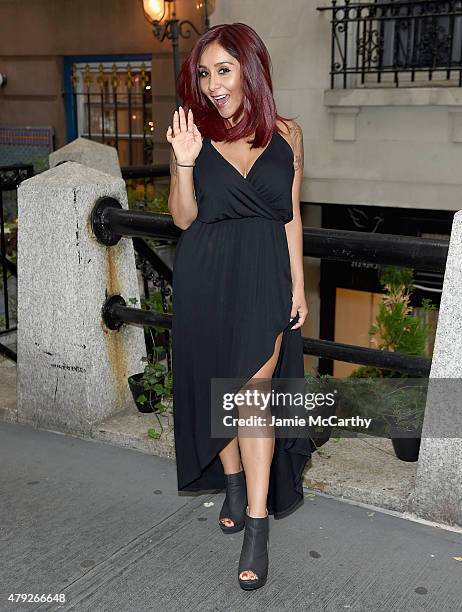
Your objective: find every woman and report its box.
[166,23,312,591]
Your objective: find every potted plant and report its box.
[128,339,174,442]
[380,381,427,461]
[303,371,341,452]
[348,266,436,461]
[303,372,390,449]
[129,348,171,412]
[127,290,174,440]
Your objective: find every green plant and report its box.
[380,380,428,432]
[350,266,436,378]
[368,266,436,359]
[126,180,170,214]
[303,371,341,450]
[304,371,388,439]
[140,286,173,316]
[339,376,427,433]
[128,292,173,440]
[348,365,382,379]
[27,154,49,174]
[348,265,436,431]
[139,350,173,439]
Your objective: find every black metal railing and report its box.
[317,0,462,88]
[92,198,449,377]
[70,62,153,166]
[132,236,174,372]
[0,164,34,361]
[121,165,173,368]
[121,163,173,364]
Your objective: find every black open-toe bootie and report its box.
[238,507,269,591]
[219,470,248,534]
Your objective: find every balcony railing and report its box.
[317,0,462,88]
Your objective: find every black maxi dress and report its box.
[171,129,315,520]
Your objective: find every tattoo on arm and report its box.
[289,121,304,173]
[170,148,178,177]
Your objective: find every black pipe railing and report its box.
[103,296,431,376]
[121,164,170,208]
[91,198,180,245]
[302,337,430,377]
[93,197,447,376]
[104,295,172,331]
[121,164,170,179]
[303,227,448,272]
[91,198,449,271]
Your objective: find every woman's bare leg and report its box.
[237,331,283,582]
[238,331,283,518]
[218,332,283,528]
[218,437,243,527]
[219,437,242,474]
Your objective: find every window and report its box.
[69,58,153,165]
[379,0,462,70]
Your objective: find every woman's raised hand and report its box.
[166,106,203,165]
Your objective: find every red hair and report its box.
[176,22,298,148]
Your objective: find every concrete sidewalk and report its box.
[0,355,425,518]
[1,421,461,612]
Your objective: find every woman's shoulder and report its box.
[275,119,300,155]
[275,119,304,173]
[275,118,302,138]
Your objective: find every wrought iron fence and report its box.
[70,62,153,165]
[318,0,462,88]
[0,164,33,360]
[119,164,173,366]
[132,236,174,370]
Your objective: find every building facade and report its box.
[1,0,458,374]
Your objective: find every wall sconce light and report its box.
[142,0,172,24]
[141,0,215,107]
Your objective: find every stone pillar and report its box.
[17,161,146,435]
[49,137,122,178]
[408,210,462,527]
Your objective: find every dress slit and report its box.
[174,320,291,490]
[236,328,284,394]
